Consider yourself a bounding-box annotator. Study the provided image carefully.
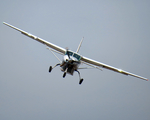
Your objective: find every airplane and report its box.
[3,22,148,84]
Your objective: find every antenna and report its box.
[76,37,84,53]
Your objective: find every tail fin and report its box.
[76,37,84,53]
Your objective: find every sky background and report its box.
[0,0,150,120]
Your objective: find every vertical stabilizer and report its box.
[76,37,84,53]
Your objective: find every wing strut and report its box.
[46,47,62,63]
[76,37,84,53]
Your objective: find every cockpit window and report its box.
[65,51,81,61]
[65,51,73,56]
[73,53,81,60]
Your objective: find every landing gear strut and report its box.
[75,70,84,85]
[49,63,60,73]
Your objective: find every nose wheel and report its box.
[63,72,66,78]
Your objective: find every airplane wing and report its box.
[3,22,148,81]
[3,22,66,54]
[81,56,148,81]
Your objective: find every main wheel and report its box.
[49,66,52,72]
[79,79,84,84]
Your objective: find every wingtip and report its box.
[3,22,7,25]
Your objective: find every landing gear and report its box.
[49,64,84,85]
[63,72,66,78]
[49,66,52,72]
[48,63,60,73]
[63,67,68,78]
[79,78,84,84]
[75,70,84,85]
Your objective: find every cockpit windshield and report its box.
[65,51,81,61]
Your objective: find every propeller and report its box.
[65,47,70,59]
[67,50,71,59]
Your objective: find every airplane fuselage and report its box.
[60,51,81,75]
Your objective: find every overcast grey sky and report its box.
[0,0,150,120]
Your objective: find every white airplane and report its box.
[3,22,148,84]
